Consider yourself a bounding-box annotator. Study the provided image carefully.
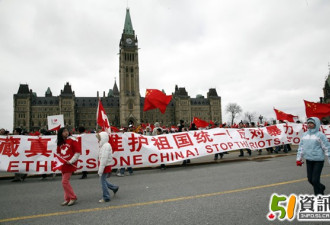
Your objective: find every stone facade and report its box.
[13,8,222,131]
[321,68,330,104]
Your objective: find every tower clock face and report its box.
[126,38,132,44]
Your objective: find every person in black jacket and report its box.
[181,120,191,166]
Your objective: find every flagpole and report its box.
[96,97,100,132]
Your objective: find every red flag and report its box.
[51,153,66,172]
[50,125,61,131]
[97,99,111,134]
[143,89,172,114]
[110,126,120,133]
[193,117,209,128]
[304,100,330,119]
[209,120,216,128]
[273,108,297,122]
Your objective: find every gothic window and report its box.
[129,102,133,110]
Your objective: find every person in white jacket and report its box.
[296,117,330,195]
[97,132,119,203]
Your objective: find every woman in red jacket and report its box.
[57,127,81,206]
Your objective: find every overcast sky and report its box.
[1,0,330,131]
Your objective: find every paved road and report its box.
[1,151,330,225]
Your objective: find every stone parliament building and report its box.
[13,9,222,132]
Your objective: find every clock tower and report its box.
[119,8,141,126]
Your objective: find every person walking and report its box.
[296,117,330,195]
[57,127,81,206]
[96,132,119,203]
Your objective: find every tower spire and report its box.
[123,8,134,35]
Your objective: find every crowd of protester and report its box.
[1,118,322,182]
[3,118,330,205]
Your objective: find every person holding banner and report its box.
[296,117,330,195]
[238,122,251,157]
[78,126,88,179]
[0,128,6,135]
[57,127,81,206]
[96,131,119,203]
[12,127,28,182]
[155,128,166,170]
[180,120,191,166]
[117,125,134,176]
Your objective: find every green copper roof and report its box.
[46,87,51,94]
[123,8,134,35]
[327,74,330,87]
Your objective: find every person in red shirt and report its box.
[57,127,81,206]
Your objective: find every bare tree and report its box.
[244,112,257,124]
[226,103,242,125]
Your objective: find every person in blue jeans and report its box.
[117,125,134,176]
[117,167,133,177]
[296,117,330,195]
[97,132,119,202]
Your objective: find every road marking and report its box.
[1,174,330,223]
